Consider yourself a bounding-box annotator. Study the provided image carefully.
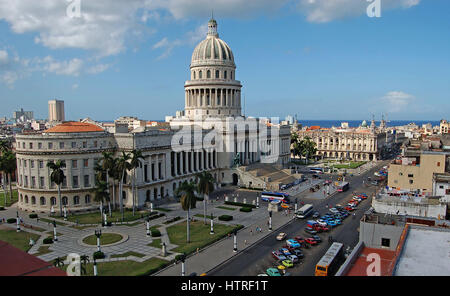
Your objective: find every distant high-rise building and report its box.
[48,100,65,122]
[13,108,34,121]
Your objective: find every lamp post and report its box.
[233,229,238,252]
[63,206,67,221]
[180,253,186,276]
[256,195,259,208]
[52,220,57,241]
[16,211,20,232]
[103,211,108,228]
[146,217,150,237]
[95,229,102,252]
[210,212,214,235]
[269,211,272,231]
[93,257,98,276]
[150,202,153,213]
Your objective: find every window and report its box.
[22,142,25,148]
[93,141,98,148]
[84,175,90,187]
[48,142,53,149]
[72,142,76,148]
[62,196,68,206]
[30,160,34,168]
[59,142,64,149]
[73,196,80,205]
[85,195,91,204]
[409,180,414,184]
[72,176,79,188]
[224,71,227,79]
[83,141,87,148]
[215,70,219,78]
[437,162,440,167]
[199,71,202,79]
[31,196,36,205]
[38,142,42,149]
[40,177,45,188]
[408,174,414,178]
[24,160,27,168]
[72,160,78,168]
[51,197,57,206]
[446,189,450,195]
[193,71,196,79]
[207,70,211,78]
[40,197,46,205]
[39,161,44,169]
[381,238,390,248]
[84,159,89,167]
[31,176,36,188]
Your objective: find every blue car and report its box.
[327,220,337,227]
[280,248,292,256]
[286,239,301,248]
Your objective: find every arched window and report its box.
[40,197,46,205]
[20,194,23,202]
[215,70,220,79]
[85,195,91,204]
[207,70,211,78]
[193,71,196,79]
[224,71,227,79]
[31,196,36,205]
[199,71,203,79]
[25,195,29,203]
[51,197,57,205]
[62,196,68,206]
[146,190,151,202]
[73,196,80,205]
[154,188,158,199]
[122,191,126,200]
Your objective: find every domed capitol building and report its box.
[15,18,291,214]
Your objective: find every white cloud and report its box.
[381,91,415,112]
[0,50,8,65]
[87,63,111,75]
[39,56,84,76]
[297,0,421,23]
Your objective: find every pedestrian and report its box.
[250,229,253,236]
[196,247,199,254]
[244,239,247,245]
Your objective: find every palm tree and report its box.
[291,132,302,161]
[196,171,215,225]
[175,181,197,243]
[116,152,132,221]
[0,155,7,206]
[101,151,115,216]
[94,179,108,224]
[3,150,16,203]
[53,257,65,268]
[0,140,10,152]
[108,157,120,211]
[80,255,90,275]
[129,149,144,216]
[301,137,317,165]
[47,160,66,216]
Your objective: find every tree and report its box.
[290,132,302,161]
[0,140,11,202]
[129,149,144,216]
[47,160,66,216]
[3,151,16,203]
[301,137,317,165]
[196,171,215,225]
[53,257,65,268]
[101,151,115,216]
[80,255,90,275]
[116,152,132,221]
[94,179,108,224]
[108,157,120,211]
[175,181,197,243]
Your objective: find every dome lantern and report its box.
[208,18,219,38]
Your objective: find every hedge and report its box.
[224,201,256,208]
[239,207,252,213]
[6,218,16,224]
[151,229,161,237]
[93,251,105,260]
[29,213,38,219]
[43,237,53,244]
[218,215,233,221]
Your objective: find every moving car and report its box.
[266,268,282,276]
[276,232,287,241]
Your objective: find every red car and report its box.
[358,195,368,200]
[294,236,305,244]
[314,225,329,232]
[345,206,356,211]
[305,238,318,246]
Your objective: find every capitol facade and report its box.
[15,18,291,214]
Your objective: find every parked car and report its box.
[305,238,318,246]
[329,208,340,214]
[304,227,318,235]
[276,232,287,241]
[286,254,299,263]
[282,259,294,268]
[272,251,287,261]
[266,268,281,276]
[294,236,305,244]
[315,225,329,232]
[316,219,328,226]
[280,248,291,256]
[290,248,304,258]
[312,211,320,218]
[286,239,301,248]
[312,235,322,243]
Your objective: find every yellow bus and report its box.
[315,242,344,276]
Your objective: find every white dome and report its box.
[191,18,235,67]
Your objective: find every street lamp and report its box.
[95,229,102,252]
[269,211,272,231]
[63,206,67,221]
[93,257,98,276]
[233,229,238,252]
[146,217,150,237]
[180,253,186,276]
[256,194,259,208]
[52,220,57,241]
[210,212,214,235]
[16,211,20,232]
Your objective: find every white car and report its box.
[329,208,339,214]
[352,196,363,202]
[316,220,328,226]
[276,232,287,241]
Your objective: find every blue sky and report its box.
[0,0,449,122]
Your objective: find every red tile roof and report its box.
[44,122,104,133]
[0,241,67,276]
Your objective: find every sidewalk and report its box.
[155,208,295,276]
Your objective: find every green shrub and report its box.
[224,201,256,208]
[218,215,233,221]
[239,207,252,212]
[151,229,161,237]
[6,218,16,224]
[93,251,105,260]
[43,237,53,244]
[29,213,38,219]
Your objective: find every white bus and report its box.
[296,204,314,219]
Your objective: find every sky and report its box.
[0,0,449,122]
